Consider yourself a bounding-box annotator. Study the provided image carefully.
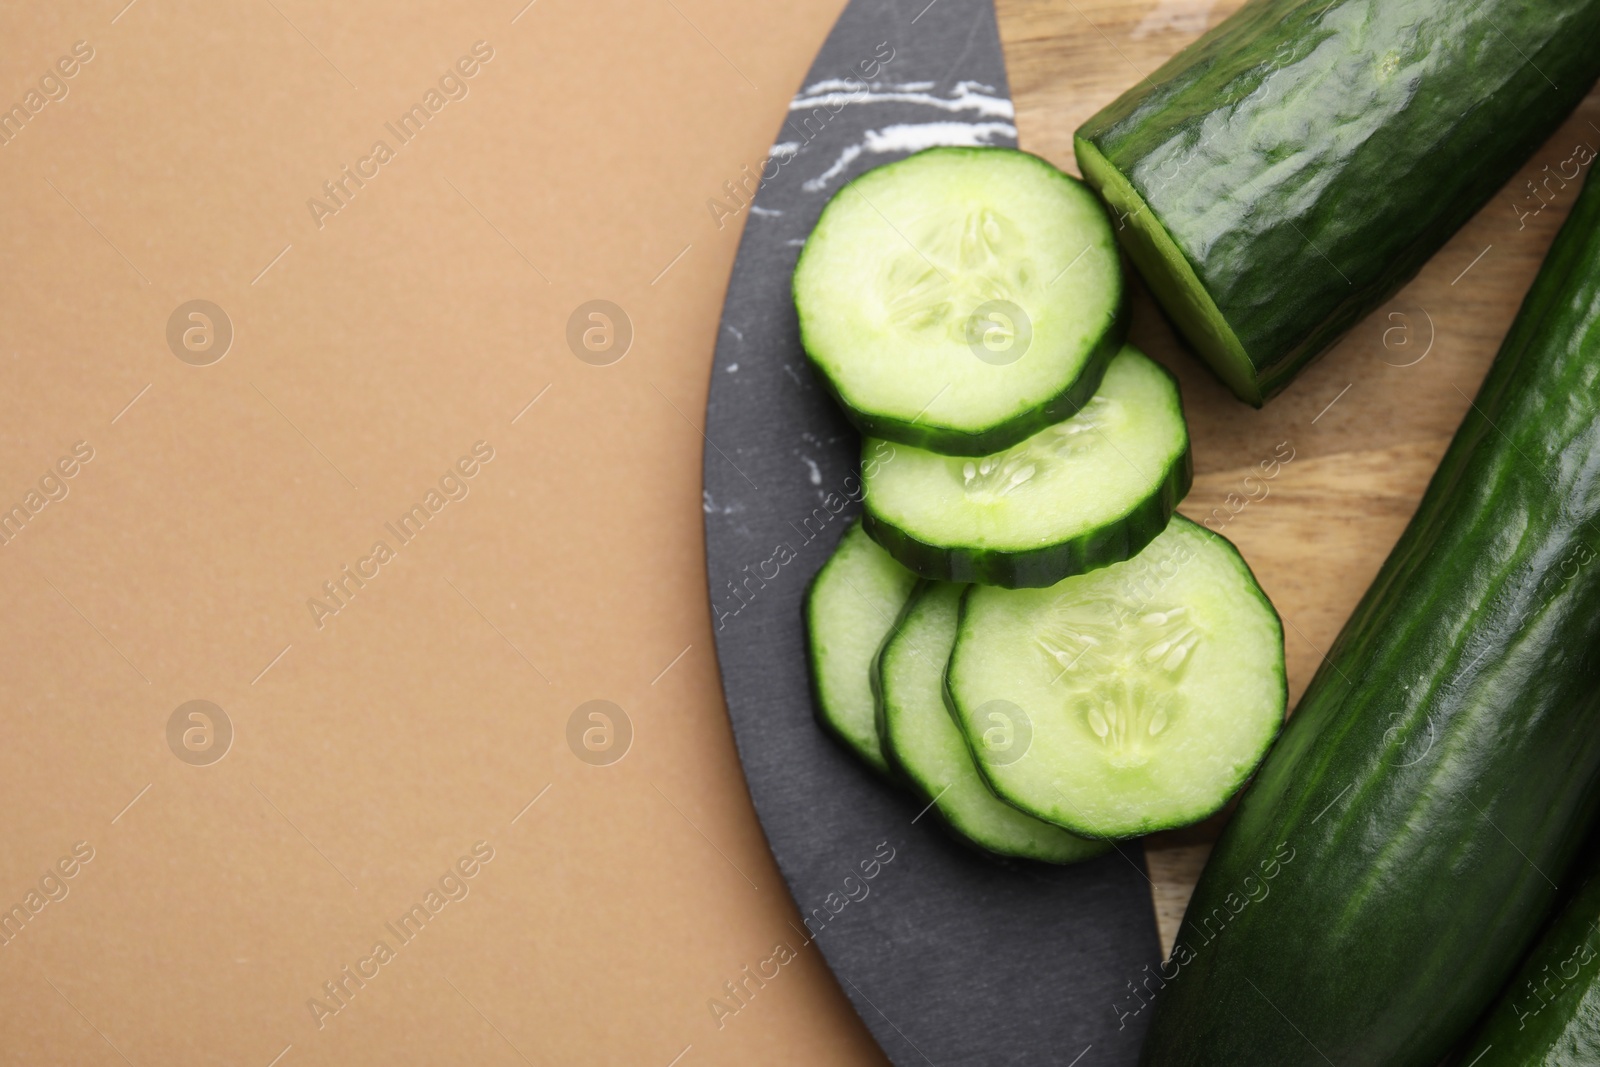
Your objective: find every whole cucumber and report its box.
[1076,0,1600,404]
[1138,167,1600,1063]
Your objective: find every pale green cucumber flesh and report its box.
[794,146,1126,455]
[880,581,1109,863]
[805,520,919,775]
[863,344,1191,588]
[947,516,1285,838]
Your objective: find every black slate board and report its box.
[701,2,1163,1062]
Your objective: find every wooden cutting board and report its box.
[996,0,1600,953]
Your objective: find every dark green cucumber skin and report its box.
[1139,170,1600,1065]
[862,446,1192,589]
[1077,0,1600,404]
[1460,872,1600,1067]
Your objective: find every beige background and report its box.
[1,0,1595,1064]
[0,1,880,1064]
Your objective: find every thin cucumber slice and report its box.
[805,520,918,775]
[947,516,1285,838]
[863,345,1191,588]
[879,582,1110,863]
[794,146,1127,456]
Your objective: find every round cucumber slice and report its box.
[794,146,1128,456]
[879,582,1109,864]
[805,520,918,775]
[947,516,1285,838]
[862,345,1191,588]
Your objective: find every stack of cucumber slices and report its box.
[800,147,1287,862]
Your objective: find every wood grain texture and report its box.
[996,0,1600,955]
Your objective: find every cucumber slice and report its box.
[805,520,918,775]
[879,582,1110,863]
[862,345,1191,588]
[794,146,1127,456]
[947,516,1285,838]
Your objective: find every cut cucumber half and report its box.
[793,146,1127,456]
[1075,138,1256,405]
[879,582,1110,863]
[805,520,918,775]
[862,345,1191,588]
[947,516,1285,838]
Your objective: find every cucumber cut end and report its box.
[947,517,1286,838]
[1074,136,1262,407]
